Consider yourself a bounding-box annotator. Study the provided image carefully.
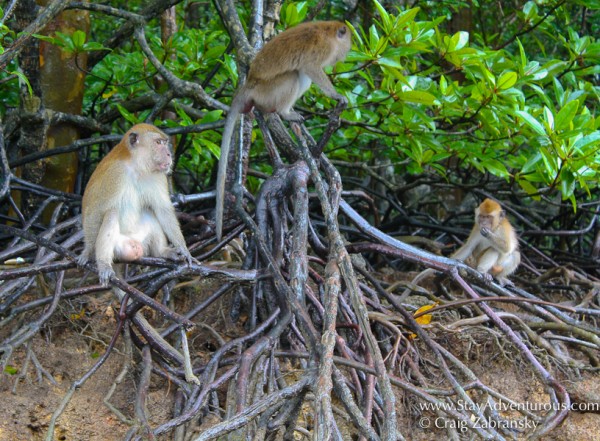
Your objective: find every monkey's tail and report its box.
[215,103,240,241]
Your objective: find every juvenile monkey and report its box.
[78,123,192,285]
[215,20,352,240]
[401,199,520,298]
[453,198,521,282]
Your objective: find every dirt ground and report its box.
[1,284,600,441]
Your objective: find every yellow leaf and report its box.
[70,308,86,320]
[414,303,437,325]
[102,88,117,99]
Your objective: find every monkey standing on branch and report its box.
[453,198,521,283]
[79,123,192,285]
[215,20,352,240]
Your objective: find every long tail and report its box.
[215,105,239,241]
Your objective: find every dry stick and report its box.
[0,123,11,199]
[0,216,80,265]
[340,199,572,435]
[153,310,281,436]
[192,376,312,441]
[314,259,342,441]
[229,167,312,414]
[0,224,195,328]
[0,0,68,69]
[132,346,154,440]
[451,272,570,438]
[133,25,226,112]
[0,271,66,368]
[285,158,341,439]
[357,267,496,439]
[232,176,319,349]
[104,326,135,425]
[294,133,398,440]
[281,350,511,438]
[229,142,377,436]
[45,291,129,441]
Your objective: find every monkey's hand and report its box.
[480,227,491,238]
[167,246,194,266]
[77,254,89,267]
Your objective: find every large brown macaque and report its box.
[215,20,352,239]
[79,123,192,285]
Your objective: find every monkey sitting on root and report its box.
[401,198,521,299]
[78,123,192,285]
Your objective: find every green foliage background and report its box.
[2,0,599,205]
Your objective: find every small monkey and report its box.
[79,123,192,285]
[453,198,520,282]
[401,199,520,298]
[215,20,352,240]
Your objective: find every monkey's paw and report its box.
[496,277,514,287]
[281,110,304,122]
[482,272,494,284]
[335,95,348,108]
[480,227,491,238]
[181,248,194,266]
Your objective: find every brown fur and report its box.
[79,123,192,285]
[453,198,520,282]
[215,21,352,240]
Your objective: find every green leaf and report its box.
[450,31,469,52]
[515,110,546,136]
[200,110,224,124]
[560,169,576,199]
[482,159,509,177]
[572,131,600,151]
[543,106,554,131]
[373,0,391,30]
[555,100,579,131]
[4,365,18,375]
[398,90,438,106]
[82,42,111,52]
[116,104,139,125]
[395,8,420,29]
[497,71,517,90]
[72,30,86,49]
[518,179,540,198]
[516,38,527,70]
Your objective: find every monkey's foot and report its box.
[280,110,304,122]
[98,266,116,286]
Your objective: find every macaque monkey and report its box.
[215,20,352,240]
[401,199,520,299]
[78,123,192,285]
[453,198,521,282]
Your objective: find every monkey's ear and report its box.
[499,210,506,219]
[337,26,347,38]
[129,132,139,147]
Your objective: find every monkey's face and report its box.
[131,132,173,174]
[477,213,498,231]
[150,136,173,174]
[127,128,173,174]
